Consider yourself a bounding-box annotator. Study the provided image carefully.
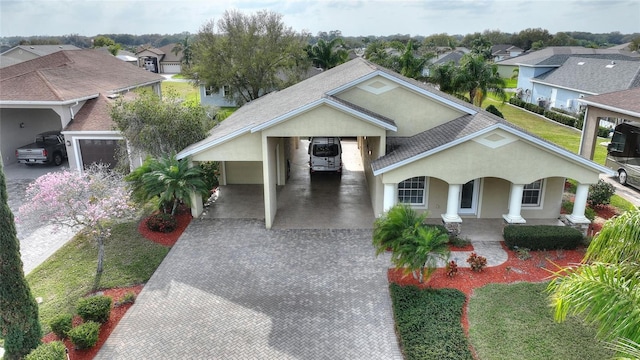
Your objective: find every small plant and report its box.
[588,179,615,208]
[485,104,504,118]
[76,295,112,324]
[116,291,136,307]
[446,260,458,277]
[466,252,487,272]
[514,246,532,260]
[49,313,73,339]
[25,341,67,360]
[146,212,178,233]
[449,236,471,248]
[68,321,100,350]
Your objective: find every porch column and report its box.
[383,183,397,213]
[503,184,526,223]
[578,107,599,160]
[188,160,204,218]
[441,184,462,223]
[566,183,590,224]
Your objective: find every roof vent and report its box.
[577,61,585,65]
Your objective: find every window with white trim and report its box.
[522,179,543,206]
[205,86,217,96]
[222,85,231,97]
[398,176,426,205]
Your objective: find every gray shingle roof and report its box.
[581,87,640,116]
[498,46,640,66]
[533,56,640,94]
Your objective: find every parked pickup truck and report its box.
[15,131,67,166]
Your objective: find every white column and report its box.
[567,183,590,224]
[441,184,462,223]
[383,183,396,213]
[503,184,526,223]
[188,160,204,218]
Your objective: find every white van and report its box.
[308,137,342,174]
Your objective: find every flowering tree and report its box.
[18,165,136,274]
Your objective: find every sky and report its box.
[0,0,638,38]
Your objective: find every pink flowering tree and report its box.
[18,165,136,274]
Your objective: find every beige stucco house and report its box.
[178,58,614,231]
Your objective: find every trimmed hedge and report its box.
[544,110,576,127]
[390,284,473,360]
[68,321,100,350]
[25,341,67,360]
[76,295,112,324]
[504,225,583,250]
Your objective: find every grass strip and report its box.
[390,284,472,360]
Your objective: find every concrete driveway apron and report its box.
[97,218,402,359]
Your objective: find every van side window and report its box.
[313,144,340,157]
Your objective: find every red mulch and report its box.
[40,210,192,359]
[389,243,587,336]
[448,243,474,252]
[137,208,193,247]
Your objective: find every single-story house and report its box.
[177,57,614,232]
[135,43,183,74]
[491,44,523,62]
[578,87,640,160]
[0,49,164,170]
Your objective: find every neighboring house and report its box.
[495,45,639,80]
[135,43,183,74]
[422,51,464,77]
[0,49,164,170]
[0,44,80,68]
[491,44,523,62]
[177,58,613,233]
[578,87,640,160]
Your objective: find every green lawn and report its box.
[468,282,613,360]
[502,78,517,88]
[485,98,608,165]
[162,81,199,103]
[26,221,170,333]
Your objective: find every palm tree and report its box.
[454,53,506,107]
[396,40,432,79]
[547,209,640,358]
[306,38,349,70]
[172,36,192,69]
[127,154,209,215]
[373,204,450,283]
[428,61,458,93]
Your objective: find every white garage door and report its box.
[162,63,181,74]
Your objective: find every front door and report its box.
[459,179,479,215]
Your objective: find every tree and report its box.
[395,40,432,79]
[0,162,42,359]
[428,61,458,93]
[110,90,216,158]
[372,204,450,283]
[470,35,493,61]
[512,28,552,51]
[18,165,136,275]
[547,209,640,358]
[454,53,506,107]
[305,38,349,70]
[126,154,209,215]
[92,35,115,48]
[365,40,392,68]
[190,10,309,105]
[172,35,193,69]
[423,33,458,49]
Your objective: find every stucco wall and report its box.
[0,108,62,165]
[362,136,385,216]
[521,176,564,219]
[225,161,263,184]
[191,132,263,162]
[336,76,466,136]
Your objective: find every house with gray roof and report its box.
[0,44,81,68]
[177,57,612,232]
[0,49,163,170]
[135,43,183,74]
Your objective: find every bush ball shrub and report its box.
[76,295,112,324]
[67,321,100,350]
[485,104,504,118]
[588,180,615,208]
[49,313,73,339]
[25,341,67,360]
[146,212,178,233]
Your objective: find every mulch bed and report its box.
[389,243,587,335]
[41,211,192,359]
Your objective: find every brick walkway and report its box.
[96,218,403,359]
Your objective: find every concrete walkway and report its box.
[97,219,403,359]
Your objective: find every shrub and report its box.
[49,313,73,339]
[76,295,112,324]
[446,260,458,277]
[588,180,615,208]
[544,110,576,127]
[25,341,67,360]
[116,291,136,307]
[466,252,487,272]
[146,212,177,233]
[513,246,532,260]
[450,236,471,248]
[523,102,545,114]
[67,321,100,350]
[509,97,525,107]
[485,104,504,118]
[597,126,612,138]
[503,225,583,250]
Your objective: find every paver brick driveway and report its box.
[97,218,402,359]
